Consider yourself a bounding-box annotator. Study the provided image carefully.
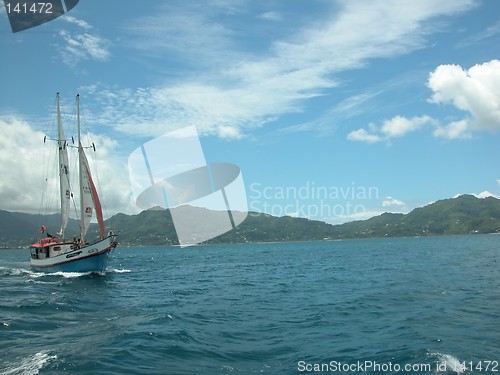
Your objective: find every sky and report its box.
[0,0,499,225]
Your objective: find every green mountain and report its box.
[1,194,499,248]
[0,210,98,248]
[331,195,500,238]
[106,209,178,246]
[104,207,336,246]
[207,194,500,243]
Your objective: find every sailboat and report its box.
[29,93,117,273]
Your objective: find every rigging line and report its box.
[38,132,49,229]
[39,95,58,222]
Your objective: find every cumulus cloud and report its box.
[327,209,384,224]
[347,127,382,143]
[454,191,500,199]
[0,116,135,215]
[432,119,471,139]
[349,60,500,143]
[0,117,47,212]
[325,207,410,225]
[217,125,244,140]
[475,191,499,199]
[347,115,434,143]
[382,196,405,207]
[382,115,434,137]
[428,59,500,138]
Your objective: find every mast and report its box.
[77,94,86,242]
[57,93,71,237]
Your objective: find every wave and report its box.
[0,266,29,277]
[23,270,95,279]
[429,352,465,374]
[1,265,130,280]
[0,351,57,375]
[107,268,132,273]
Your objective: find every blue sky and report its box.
[1,0,499,224]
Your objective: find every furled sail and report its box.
[57,93,71,236]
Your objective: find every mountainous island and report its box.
[1,194,499,248]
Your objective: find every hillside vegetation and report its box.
[1,195,499,247]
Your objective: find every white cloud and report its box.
[326,209,381,224]
[381,115,434,138]
[57,16,110,66]
[269,0,472,74]
[217,125,244,140]
[62,15,92,30]
[259,12,283,22]
[0,117,47,212]
[347,115,434,143]
[114,0,475,139]
[126,5,235,69]
[281,89,385,135]
[79,83,281,138]
[347,128,382,143]
[455,191,500,199]
[328,195,409,224]
[432,119,471,139]
[325,207,409,225]
[475,191,499,199]
[428,59,500,134]
[455,20,500,48]
[59,31,110,65]
[350,60,500,143]
[382,196,405,207]
[0,115,136,216]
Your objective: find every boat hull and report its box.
[30,235,116,273]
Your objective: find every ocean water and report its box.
[1,235,499,374]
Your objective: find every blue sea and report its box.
[1,235,499,374]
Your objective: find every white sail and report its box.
[79,144,105,240]
[57,93,71,236]
[79,143,94,240]
[76,94,105,241]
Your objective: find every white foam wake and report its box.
[24,270,94,279]
[431,352,465,374]
[49,271,94,278]
[0,351,57,375]
[107,268,132,273]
